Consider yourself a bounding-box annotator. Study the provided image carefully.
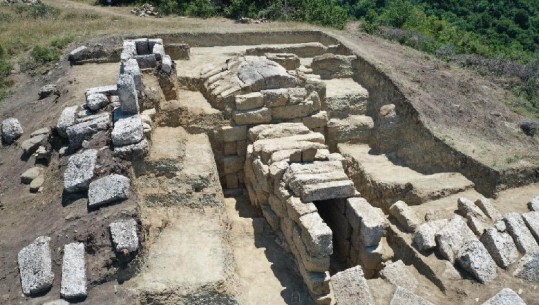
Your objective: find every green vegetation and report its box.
[0,46,11,101]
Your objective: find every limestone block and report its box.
[355,237,393,276]
[112,115,143,147]
[161,55,172,74]
[261,204,280,231]
[233,107,272,125]
[63,149,97,193]
[528,196,539,211]
[346,197,387,247]
[480,228,519,269]
[504,212,539,254]
[86,93,109,111]
[389,287,434,305]
[113,138,149,160]
[311,53,355,79]
[84,85,117,98]
[303,111,328,130]
[268,194,286,218]
[300,180,356,203]
[117,74,139,115]
[221,125,247,142]
[332,265,374,305]
[152,43,165,60]
[122,58,142,91]
[457,240,497,283]
[522,211,539,241]
[261,88,289,107]
[286,196,317,222]
[481,288,526,305]
[475,197,502,221]
[327,115,373,145]
[265,53,300,70]
[298,212,333,257]
[248,122,309,142]
[458,197,488,219]
[135,54,157,69]
[389,200,422,233]
[109,218,139,253]
[56,106,77,139]
[256,140,326,164]
[379,260,418,290]
[435,215,477,263]
[21,167,42,184]
[235,92,264,110]
[60,242,87,300]
[223,156,244,174]
[2,117,23,144]
[88,174,130,208]
[17,236,54,296]
[287,170,349,198]
[413,219,448,252]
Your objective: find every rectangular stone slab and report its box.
[61,242,87,299]
[17,236,54,296]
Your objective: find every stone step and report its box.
[338,143,475,211]
[321,78,369,119]
[134,127,186,175]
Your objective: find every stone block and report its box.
[122,58,142,91]
[481,288,526,305]
[311,53,355,79]
[110,218,139,253]
[331,265,374,305]
[389,287,434,305]
[223,156,243,174]
[30,175,44,193]
[286,196,317,222]
[346,197,387,247]
[265,53,300,70]
[117,73,139,115]
[467,214,487,236]
[161,55,172,74]
[327,115,373,145]
[271,101,317,120]
[17,236,54,296]
[514,252,539,283]
[303,111,328,130]
[165,43,190,60]
[435,215,477,263]
[457,240,497,283]
[63,149,97,193]
[88,174,131,208]
[60,242,86,300]
[134,54,157,69]
[504,212,539,254]
[21,134,46,155]
[86,93,109,111]
[248,122,310,142]
[68,46,89,63]
[389,200,423,232]
[522,211,539,241]
[134,38,149,55]
[233,107,272,125]
[2,117,23,144]
[113,138,149,160]
[148,38,163,51]
[261,88,289,107]
[268,194,286,218]
[475,197,502,221]
[380,260,418,290]
[224,142,237,156]
[84,85,117,98]
[528,196,539,211]
[458,197,487,219]
[413,219,448,252]
[30,127,50,138]
[480,228,519,269]
[152,43,165,60]
[21,167,42,184]
[235,92,264,110]
[56,106,78,138]
[221,125,247,142]
[112,115,143,147]
[261,204,280,232]
[298,212,333,258]
[300,180,356,203]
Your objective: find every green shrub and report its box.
[184,0,219,18]
[12,3,60,19]
[30,46,61,64]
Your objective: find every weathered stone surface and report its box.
[435,215,477,262]
[122,58,142,91]
[21,167,42,184]
[327,115,373,145]
[480,228,519,269]
[389,287,434,305]
[475,197,502,221]
[117,74,139,115]
[112,115,143,147]
[30,127,50,138]
[261,88,289,107]
[113,138,149,160]
[63,149,97,193]
[413,219,448,252]
[514,252,539,283]
[298,212,333,257]
[271,100,318,120]
[467,214,487,236]
[38,84,59,99]
[29,175,44,193]
[68,46,89,63]
[249,122,310,142]
[86,93,109,111]
[88,174,130,208]
[389,200,422,232]
[332,266,374,305]
[66,114,110,149]
[300,180,356,203]
[481,288,527,305]
[233,107,272,125]
[303,111,328,130]
[528,196,539,211]
[134,54,157,69]
[17,236,54,296]
[286,196,317,222]
[223,156,244,174]
[235,92,264,110]
[221,125,247,142]
[134,38,149,55]
[85,85,117,98]
[457,240,497,283]
[504,212,539,254]
[346,197,387,247]
[458,197,488,219]
[161,54,172,74]
[110,218,139,253]
[152,43,165,60]
[43,300,70,305]
[311,53,355,79]
[60,242,86,299]
[57,106,78,138]
[380,260,418,290]
[265,53,300,70]
[2,117,23,144]
[522,211,539,241]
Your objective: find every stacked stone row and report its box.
[17,219,138,300]
[244,122,379,304]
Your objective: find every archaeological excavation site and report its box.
[0,27,538,305]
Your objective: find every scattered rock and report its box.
[413,219,448,251]
[481,288,526,305]
[504,212,539,254]
[68,46,89,63]
[63,149,98,193]
[30,127,50,138]
[35,145,52,162]
[57,106,78,138]
[60,242,87,300]
[112,115,143,147]
[86,93,109,111]
[131,3,160,17]
[480,228,519,269]
[519,120,539,137]
[109,218,139,253]
[2,117,23,144]
[513,251,539,283]
[389,200,422,232]
[20,167,42,184]
[457,240,497,283]
[29,175,44,193]
[21,134,46,155]
[38,84,59,99]
[331,265,374,305]
[17,236,54,296]
[88,174,130,208]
